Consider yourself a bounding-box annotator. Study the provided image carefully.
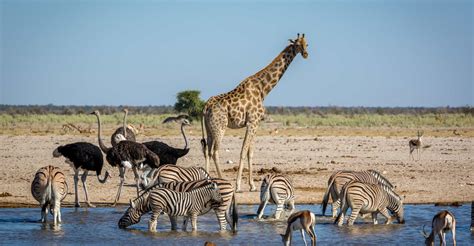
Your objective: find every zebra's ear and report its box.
[130,199,135,208]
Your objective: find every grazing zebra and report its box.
[322,170,394,218]
[256,173,295,220]
[421,210,456,246]
[31,165,68,225]
[280,210,317,246]
[143,164,211,188]
[118,182,223,232]
[140,178,238,232]
[335,180,404,226]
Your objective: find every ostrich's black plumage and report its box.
[106,140,160,169]
[142,141,190,165]
[54,142,104,175]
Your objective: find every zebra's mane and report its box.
[367,169,395,189]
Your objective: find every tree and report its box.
[174,90,205,119]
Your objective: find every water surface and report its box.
[0,204,472,245]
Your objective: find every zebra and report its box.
[31,165,68,225]
[322,169,395,218]
[335,180,404,226]
[118,182,223,232]
[141,178,238,232]
[421,210,456,246]
[256,173,295,220]
[143,164,211,188]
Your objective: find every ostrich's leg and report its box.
[132,166,140,196]
[81,170,95,207]
[73,169,80,207]
[113,167,126,206]
[236,124,258,192]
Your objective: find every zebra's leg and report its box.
[73,169,80,207]
[191,213,198,231]
[337,203,348,226]
[41,203,48,223]
[182,216,189,231]
[287,199,295,216]
[347,205,362,226]
[256,199,268,219]
[81,170,95,208]
[300,229,307,246]
[332,199,340,218]
[113,167,126,206]
[148,210,161,232]
[371,212,378,225]
[379,208,393,224]
[169,215,178,231]
[215,209,227,231]
[274,201,284,219]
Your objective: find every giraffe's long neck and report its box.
[258,45,297,97]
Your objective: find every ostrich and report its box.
[91,110,160,206]
[162,114,189,124]
[53,142,110,207]
[111,108,136,147]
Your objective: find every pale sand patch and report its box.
[0,134,472,207]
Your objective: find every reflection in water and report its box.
[0,204,472,245]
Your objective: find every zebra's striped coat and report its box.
[335,180,404,226]
[140,178,238,232]
[256,173,295,219]
[145,164,211,188]
[322,170,395,217]
[118,182,222,232]
[31,165,68,225]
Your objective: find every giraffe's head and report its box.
[289,33,308,59]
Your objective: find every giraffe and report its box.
[201,34,309,192]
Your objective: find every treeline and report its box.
[0,104,472,116]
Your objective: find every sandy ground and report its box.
[0,133,473,207]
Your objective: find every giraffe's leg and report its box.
[113,167,126,206]
[246,125,258,191]
[211,131,224,178]
[73,169,80,207]
[204,121,212,174]
[81,170,95,207]
[236,124,258,192]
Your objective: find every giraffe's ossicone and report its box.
[201,34,309,192]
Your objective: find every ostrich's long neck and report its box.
[95,113,110,153]
[123,111,128,138]
[181,123,188,149]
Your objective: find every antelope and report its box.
[409,131,423,160]
[280,210,317,246]
[421,210,456,246]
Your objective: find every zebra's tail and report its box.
[227,194,238,233]
[256,175,272,216]
[322,176,336,216]
[334,181,350,225]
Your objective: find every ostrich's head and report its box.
[181,118,191,126]
[90,110,100,116]
[114,134,127,143]
[289,33,309,59]
[52,146,63,158]
[123,108,128,114]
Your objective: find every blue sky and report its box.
[1,0,472,107]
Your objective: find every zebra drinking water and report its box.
[31,165,68,225]
[118,181,223,232]
[335,180,404,226]
[256,173,295,219]
[322,170,395,218]
[140,178,238,232]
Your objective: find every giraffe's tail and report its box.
[200,111,207,155]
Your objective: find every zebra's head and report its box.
[390,195,405,224]
[118,196,148,229]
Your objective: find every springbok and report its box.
[280,210,316,246]
[409,131,423,160]
[421,210,456,246]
